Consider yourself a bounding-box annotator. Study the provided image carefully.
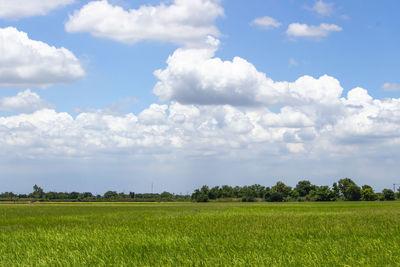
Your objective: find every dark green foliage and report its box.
[272,181,291,198]
[332,182,340,199]
[314,186,335,201]
[382,189,395,201]
[191,189,209,202]
[69,192,80,199]
[0,179,395,204]
[345,184,361,201]
[338,178,356,199]
[295,180,316,197]
[266,191,284,202]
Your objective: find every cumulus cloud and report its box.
[382,83,400,92]
[2,87,400,161]
[65,0,224,47]
[0,89,53,113]
[0,27,85,88]
[286,23,342,38]
[0,0,74,19]
[251,16,281,29]
[153,47,343,107]
[310,0,335,16]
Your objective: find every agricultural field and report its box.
[1,202,400,266]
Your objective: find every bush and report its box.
[266,191,283,202]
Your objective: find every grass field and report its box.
[1,202,400,266]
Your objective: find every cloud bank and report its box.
[0,27,85,88]
[2,50,400,163]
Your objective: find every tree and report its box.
[345,184,361,201]
[31,184,44,199]
[332,182,340,199]
[208,186,220,200]
[295,180,315,197]
[314,186,335,201]
[82,192,93,199]
[382,189,395,201]
[272,181,291,198]
[103,191,118,199]
[361,187,377,201]
[338,178,358,200]
[45,191,58,200]
[160,191,173,199]
[267,191,284,202]
[129,192,135,199]
[191,189,209,202]
[68,192,80,199]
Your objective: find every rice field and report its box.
[1,202,400,266]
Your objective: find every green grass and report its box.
[1,202,400,266]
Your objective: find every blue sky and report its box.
[0,0,400,194]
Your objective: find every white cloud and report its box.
[311,0,335,16]
[65,0,224,47]
[2,73,400,192]
[153,47,343,107]
[286,23,342,38]
[0,0,74,19]
[1,87,400,160]
[0,27,85,88]
[382,83,400,92]
[252,16,281,29]
[0,89,53,113]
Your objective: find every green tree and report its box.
[332,182,340,199]
[31,184,44,199]
[345,184,361,201]
[208,186,220,200]
[68,192,80,199]
[361,187,377,201]
[272,181,291,198]
[314,186,335,201]
[295,180,315,197]
[103,191,118,199]
[382,189,395,201]
[338,178,357,199]
[266,191,284,202]
[191,189,209,202]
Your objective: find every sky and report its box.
[0,0,400,194]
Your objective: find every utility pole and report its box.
[151,183,153,194]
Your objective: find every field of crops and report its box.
[1,202,400,266]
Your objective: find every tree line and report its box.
[1,178,398,203]
[191,178,398,202]
[0,185,190,202]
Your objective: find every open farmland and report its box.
[1,202,400,266]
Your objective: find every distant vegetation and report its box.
[0,184,190,202]
[0,178,398,203]
[191,178,399,202]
